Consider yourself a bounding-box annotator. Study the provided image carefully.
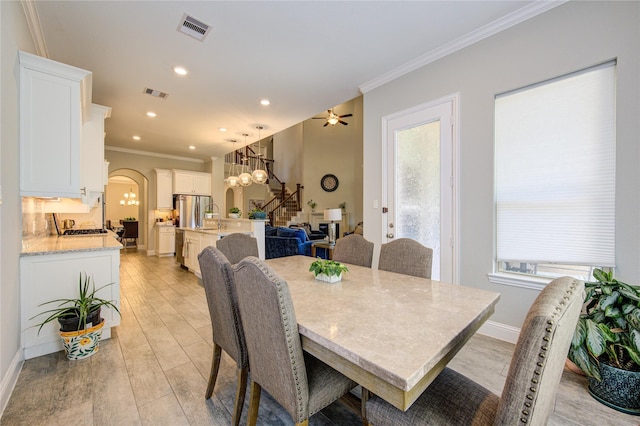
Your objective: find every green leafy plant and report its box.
[309,259,349,278]
[307,199,317,210]
[568,268,640,380]
[339,202,346,210]
[31,272,121,334]
[248,207,266,219]
[124,217,136,221]
[229,207,241,215]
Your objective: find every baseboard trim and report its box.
[0,349,24,417]
[477,319,520,344]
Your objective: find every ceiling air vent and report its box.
[143,88,169,99]
[177,13,211,42]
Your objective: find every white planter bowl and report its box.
[229,213,240,219]
[315,272,342,283]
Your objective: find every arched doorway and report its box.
[107,169,148,249]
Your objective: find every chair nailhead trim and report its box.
[520,418,528,423]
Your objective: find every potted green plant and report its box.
[229,207,241,218]
[309,259,348,283]
[568,268,640,414]
[248,207,266,220]
[307,199,317,212]
[31,272,121,360]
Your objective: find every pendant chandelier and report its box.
[239,133,253,187]
[226,139,240,188]
[251,125,268,184]
[120,188,139,206]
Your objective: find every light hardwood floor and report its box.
[2,250,638,425]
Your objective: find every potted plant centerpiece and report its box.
[31,272,121,360]
[309,259,348,283]
[229,207,241,219]
[248,207,266,220]
[307,199,317,212]
[568,268,640,415]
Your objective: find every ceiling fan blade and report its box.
[323,122,329,127]
[339,114,353,118]
[312,117,325,119]
[339,120,348,125]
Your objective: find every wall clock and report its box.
[321,174,339,192]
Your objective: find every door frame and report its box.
[381,93,460,284]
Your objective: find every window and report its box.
[494,62,616,284]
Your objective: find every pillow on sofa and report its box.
[277,227,307,242]
[265,225,278,236]
[290,223,312,238]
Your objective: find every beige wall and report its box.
[362,1,640,330]
[1,0,38,410]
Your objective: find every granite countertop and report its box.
[21,232,122,256]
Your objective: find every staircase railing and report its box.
[266,184,303,226]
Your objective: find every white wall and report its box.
[363,1,640,330]
[0,0,37,413]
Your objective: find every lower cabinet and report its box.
[183,231,202,276]
[156,226,176,257]
[20,249,121,359]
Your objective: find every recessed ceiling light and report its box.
[146,111,157,118]
[260,99,270,106]
[173,66,188,76]
[133,135,141,141]
[219,128,227,132]
[189,145,196,150]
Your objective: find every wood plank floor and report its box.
[2,250,638,425]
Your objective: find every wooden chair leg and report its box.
[205,344,222,399]
[247,381,262,426]
[361,387,371,426]
[231,366,248,426]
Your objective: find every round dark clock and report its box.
[321,174,339,192]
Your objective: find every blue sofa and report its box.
[265,226,313,259]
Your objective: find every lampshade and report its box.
[324,208,342,221]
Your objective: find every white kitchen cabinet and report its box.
[156,226,176,256]
[21,249,121,359]
[81,104,111,207]
[172,170,211,195]
[155,168,173,210]
[19,51,92,198]
[183,230,202,275]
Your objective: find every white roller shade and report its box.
[495,62,616,267]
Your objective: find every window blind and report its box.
[495,62,616,267]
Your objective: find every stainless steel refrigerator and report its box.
[173,194,212,228]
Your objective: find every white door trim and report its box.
[381,93,460,284]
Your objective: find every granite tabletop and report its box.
[21,231,122,256]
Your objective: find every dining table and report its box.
[265,255,501,411]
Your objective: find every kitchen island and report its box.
[177,219,265,278]
[20,232,122,359]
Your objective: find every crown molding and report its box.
[359,1,567,94]
[105,145,204,163]
[21,0,49,58]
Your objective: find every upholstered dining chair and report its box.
[234,256,357,426]
[333,234,374,267]
[365,276,585,426]
[197,247,248,426]
[378,238,433,279]
[215,232,259,264]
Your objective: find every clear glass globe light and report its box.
[252,169,268,184]
[239,172,253,186]
[227,175,240,188]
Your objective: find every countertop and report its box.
[21,231,122,256]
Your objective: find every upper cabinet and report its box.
[172,170,211,196]
[155,168,173,210]
[81,104,111,207]
[19,51,92,198]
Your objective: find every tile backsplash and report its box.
[21,197,51,250]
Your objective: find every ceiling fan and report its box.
[312,108,353,127]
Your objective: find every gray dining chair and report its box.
[365,276,585,426]
[197,247,248,426]
[378,238,433,279]
[333,234,374,267]
[215,232,258,264]
[234,256,357,426]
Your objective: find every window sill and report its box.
[487,272,551,291]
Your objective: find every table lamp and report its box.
[324,208,342,244]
